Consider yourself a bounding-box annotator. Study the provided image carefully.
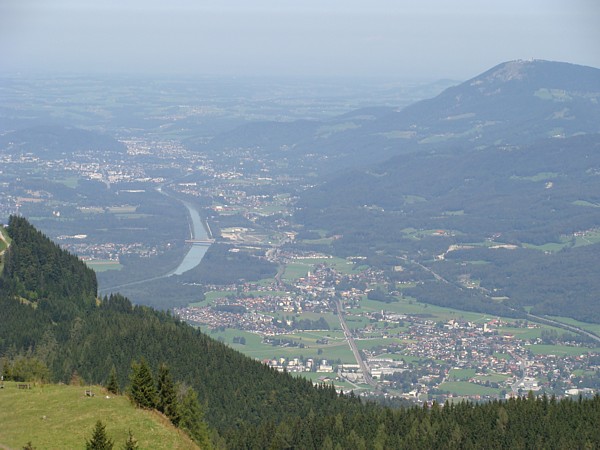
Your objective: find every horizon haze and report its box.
[1,0,599,79]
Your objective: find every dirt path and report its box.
[0,229,7,255]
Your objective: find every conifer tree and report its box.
[178,385,212,449]
[157,363,180,425]
[128,358,157,409]
[122,430,138,450]
[85,421,113,450]
[106,365,119,395]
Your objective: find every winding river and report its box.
[168,200,211,276]
[98,193,211,293]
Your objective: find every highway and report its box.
[408,256,600,345]
[334,298,378,389]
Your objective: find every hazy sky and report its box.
[1,0,599,79]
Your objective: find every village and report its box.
[2,135,599,404]
[174,249,600,402]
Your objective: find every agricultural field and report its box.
[438,381,502,397]
[528,344,600,356]
[199,326,356,365]
[474,373,510,384]
[86,260,123,272]
[523,228,600,253]
[357,296,497,324]
[281,256,359,282]
[546,316,600,337]
[447,368,477,381]
[52,176,79,188]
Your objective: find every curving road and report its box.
[409,257,600,345]
[525,313,600,345]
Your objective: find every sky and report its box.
[1,0,599,79]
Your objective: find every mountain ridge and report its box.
[191,60,600,172]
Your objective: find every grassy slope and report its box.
[0,226,10,273]
[0,382,199,450]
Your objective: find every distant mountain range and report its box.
[290,60,600,323]
[373,59,600,145]
[192,60,600,170]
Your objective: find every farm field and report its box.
[438,381,501,397]
[546,316,600,336]
[528,344,600,356]
[86,259,123,272]
[448,368,477,381]
[281,256,360,282]
[199,326,356,365]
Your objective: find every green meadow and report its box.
[438,381,501,396]
[0,382,198,450]
[199,326,355,365]
[528,344,600,356]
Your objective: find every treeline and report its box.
[230,393,600,449]
[293,316,330,330]
[126,359,211,447]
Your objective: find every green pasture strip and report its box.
[474,373,510,383]
[448,368,477,381]
[545,316,600,336]
[0,382,198,450]
[528,344,600,356]
[86,260,123,272]
[438,381,501,396]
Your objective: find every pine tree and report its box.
[85,421,113,450]
[156,363,180,425]
[128,358,157,409]
[122,429,138,450]
[178,385,212,448]
[106,365,119,395]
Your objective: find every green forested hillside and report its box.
[1,217,599,449]
[296,134,600,322]
[0,216,362,446]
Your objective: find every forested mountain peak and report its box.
[191,60,600,172]
[385,59,600,145]
[468,59,600,93]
